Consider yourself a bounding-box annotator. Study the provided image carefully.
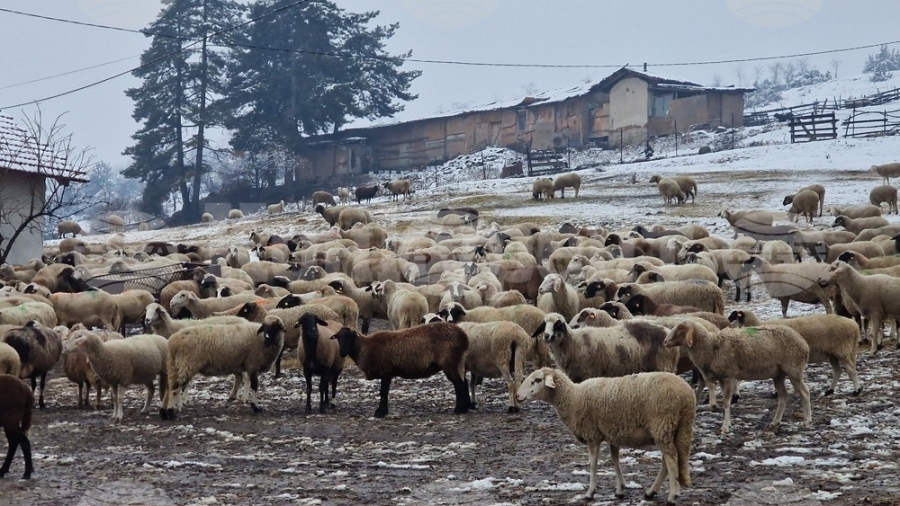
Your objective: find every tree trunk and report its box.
[191,0,210,220]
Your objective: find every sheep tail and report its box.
[675,412,692,487]
[508,341,517,376]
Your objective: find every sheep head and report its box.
[727,310,746,326]
[571,308,597,329]
[515,367,556,405]
[538,274,563,295]
[663,322,695,349]
[257,316,285,348]
[533,313,569,344]
[817,261,849,287]
[420,313,442,325]
[331,327,360,358]
[438,302,466,323]
[276,294,302,309]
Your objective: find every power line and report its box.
[0,55,139,91]
[3,5,899,70]
[0,0,314,110]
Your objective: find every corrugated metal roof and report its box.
[0,114,89,183]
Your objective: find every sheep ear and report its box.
[531,322,546,338]
[316,317,328,326]
[684,325,695,348]
[544,374,556,389]
[553,277,561,291]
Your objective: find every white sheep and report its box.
[169,290,263,319]
[739,256,833,317]
[201,213,214,223]
[162,315,286,418]
[337,187,351,205]
[615,280,725,315]
[552,172,582,198]
[832,215,890,235]
[439,281,483,311]
[871,162,900,185]
[0,302,57,328]
[664,320,811,434]
[0,341,21,376]
[650,174,697,203]
[227,209,244,219]
[62,328,122,409]
[830,205,882,219]
[516,367,695,503]
[373,280,428,330]
[785,188,819,223]
[817,261,900,355]
[729,309,861,396]
[537,274,579,321]
[143,303,247,338]
[869,185,899,214]
[718,209,774,238]
[534,313,678,382]
[73,332,168,421]
[266,200,286,214]
[654,177,684,206]
[458,320,551,412]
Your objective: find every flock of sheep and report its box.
[2,163,900,502]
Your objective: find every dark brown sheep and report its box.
[2,322,62,409]
[355,185,380,204]
[623,293,703,316]
[331,323,471,417]
[0,374,34,479]
[296,313,344,414]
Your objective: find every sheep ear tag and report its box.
[545,375,556,389]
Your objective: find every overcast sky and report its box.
[1,0,898,168]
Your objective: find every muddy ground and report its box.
[7,165,900,505]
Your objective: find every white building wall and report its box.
[0,172,46,265]
[609,77,649,146]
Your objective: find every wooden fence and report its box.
[843,109,900,138]
[745,86,900,126]
[526,148,569,176]
[789,113,837,143]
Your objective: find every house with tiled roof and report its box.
[0,115,88,264]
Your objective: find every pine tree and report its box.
[864,45,900,82]
[223,0,420,159]
[123,0,243,218]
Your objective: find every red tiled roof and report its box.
[0,114,88,183]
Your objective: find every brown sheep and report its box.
[552,172,581,198]
[311,191,336,207]
[332,323,471,417]
[383,179,411,201]
[0,375,34,479]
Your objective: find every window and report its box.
[651,93,673,118]
[517,110,527,131]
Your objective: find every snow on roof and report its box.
[0,115,88,183]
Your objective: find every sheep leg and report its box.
[19,434,32,479]
[76,382,85,409]
[767,375,788,432]
[94,381,104,410]
[37,374,47,409]
[248,374,262,413]
[273,348,285,379]
[361,318,371,334]
[609,444,626,498]
[468,373,478,409]
[0,434,19,478]
[789,375,812,428]
[141,382,154,414]
[227,374,242,402]
[779,298,790,318]
[584,443,600,499]
[375,377,392,418]
[720,379,736,434]
[870,314,884,355]
[110,385,120,421]
[329,372,339,408]
[841,357,862,396]
[304,369,313,414]
[318,374,329,414]
[824,357,841,396]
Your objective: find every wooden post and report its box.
[619,129,623,164]
[674,119,678,156]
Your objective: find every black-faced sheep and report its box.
[295,313,344,414]
[832,215,890,235]
[516,368,695,503]
[331,323,471,417]
[615,280,725,315]
[622,293,703,317]
[0,375,34,479]
[830,205,882,219]
[664,320,811,435]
